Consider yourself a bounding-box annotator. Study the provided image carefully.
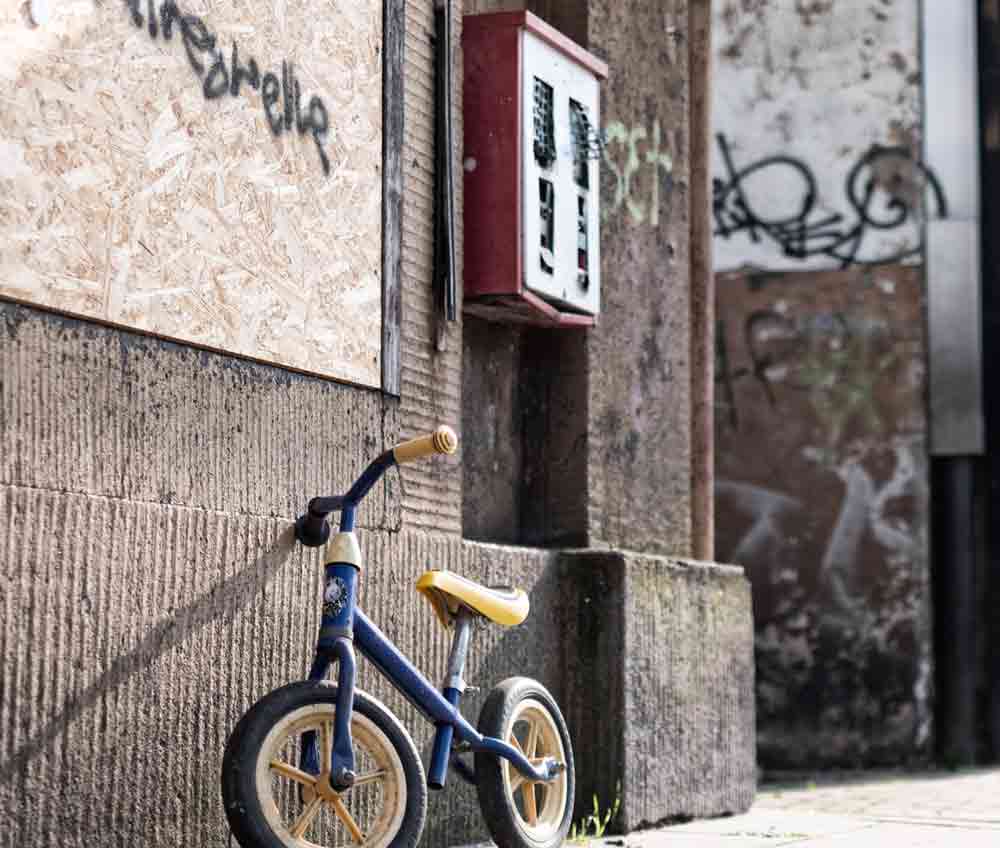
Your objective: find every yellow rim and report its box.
[501,699,568,843]
[255,704,407,848]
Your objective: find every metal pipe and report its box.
[688,0,715,561]
[444,609,474,691]
[977,0,1000,762]
[932,456,977,766]
[434,0,457,336]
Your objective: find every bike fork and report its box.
[303,560,360,790]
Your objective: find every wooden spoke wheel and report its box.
[502,698,570,839]
[223,682,426,848]
[476,678,575,848]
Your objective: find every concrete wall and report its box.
[711,0,936,768]
[714,266,932,768]
[464,0,693,558]
[0,1,756,845]
[586,0,692,556]
[712,0,926,272]
[563,551,755,830]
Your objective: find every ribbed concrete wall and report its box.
[0,483,563,845]
[0,283,756,844]
[0,464,753,846]
[0,304,603,846]
[0,307,398,528]
[398,0,464,537]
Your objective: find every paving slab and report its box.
[591,769,1000,847]
[454,769,1000,847]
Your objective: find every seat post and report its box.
[427,606,475,789]
[444,606,475,692]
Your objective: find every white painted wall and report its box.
[712,0,923,272]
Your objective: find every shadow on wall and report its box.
[1,527,297,784]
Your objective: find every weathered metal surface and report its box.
[926,220,984,455]
[715,264,933,767]
[923,3,984,455]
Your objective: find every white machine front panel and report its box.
[521,29,601,316]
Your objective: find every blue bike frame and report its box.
[295,451,557,793]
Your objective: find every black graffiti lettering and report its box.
[203,52,230,100]
[159,0,180,38]
[307,96,331,176]
[712,133,947,268]
[122,0,332,175]
[294,79,306,135]
[283,61,295,132]
[229,43,260,96]
[180,15,216,76]
[261,73,283,135]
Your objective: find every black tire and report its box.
[475,677,575,848]
[222,681,427,848]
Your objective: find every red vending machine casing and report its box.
[463,11,608,327]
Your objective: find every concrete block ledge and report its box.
[559,550,756,830]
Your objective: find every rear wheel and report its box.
[222,681,427,848]
[475,677,575,848]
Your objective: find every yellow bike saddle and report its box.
[416,570,529,628]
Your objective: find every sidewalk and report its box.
[626,769,1000,846]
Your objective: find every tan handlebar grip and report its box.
[393,426,458,464]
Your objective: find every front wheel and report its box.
[475,677,576,848]
[222,681,427,848]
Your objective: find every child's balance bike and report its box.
[222,427,575,848]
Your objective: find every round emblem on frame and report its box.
[323,576,348,618]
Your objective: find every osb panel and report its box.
[0,0,383,387]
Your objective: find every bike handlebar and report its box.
[392,426,458,464]
[295,426,458,547]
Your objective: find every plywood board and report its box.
[0,0,384,387]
